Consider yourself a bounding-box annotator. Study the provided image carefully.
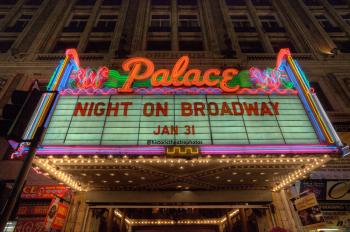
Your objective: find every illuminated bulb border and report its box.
[34,158,87,192]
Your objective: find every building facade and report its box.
[0,0,350,232]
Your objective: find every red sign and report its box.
[45,198,69,231]
[15,218,45,232]
[21,185,69,199]
[17,205,50,216]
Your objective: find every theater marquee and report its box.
[19,48,342,156]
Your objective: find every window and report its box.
[92,15,118,32]
[75,0,95,5]
[63,15,89,32]
[303,0,320,5]
[25,0,43,5]
[252,0,272,6]
[52,41,79,53]
[102,0,121,5]
[147,40,171,50]
[5,14,32,32]
[85,41,111,53]
[271,40,296,53]
[327,0,347,5]
[0,0,17,5]
[239,41,264,53]
[0,41,13,53]
[341,14,350,26]
[334,40,350,53]
[259,15,285,32]
[178,15,200,32]
[314,14,342,32]
[226,0,245,6]
[310,82,333,111]
[178,0,197,5]
[149,15,171,32]
[230,15,255,32]
[151,0,170,5]
[179,40,203,51]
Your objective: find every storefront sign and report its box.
[21,185,69,199]
[294,193,325,229]
[14,218,45,232]
[17,205,50,216]
[327,181,350,200]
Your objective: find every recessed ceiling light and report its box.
[246,172,251,175]
[141,177,145,180]
[115,180,120,183]
[96,173,101,176]
[124,173,129,176]
[265,179,269,182]
[177,185,182,188]
[227,179,232,182]
[81,173,87,176]
[185,187,189,190]
[110,173,115,176]
[179,166,184,170]
[89,180,94,183]
[216,176,220,179]
[232,172,237,175]
[260,172,265,175]
[252,179,257,182]
[128,180,133,183]
[274,172,279,175]
[102,180,107,183]
[240,179,244,182]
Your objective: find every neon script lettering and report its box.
[118,56,239,93]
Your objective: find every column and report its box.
[171,0,179,51]
[131,0,150,52]
[107,0,130,60]
[106,208,114,232]
[199,0,220,53]
[218,0,242,56]
[0,0,25,32]
[239,209,248,232]
[77,0,103,52]
[246,0,274,53]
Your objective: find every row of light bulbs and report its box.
[272,157,329,191]
[114,209,239,226]
[34,159,86,192]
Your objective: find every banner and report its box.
[45,198,69,231]
[326,181,350,200]
[294,193,325,229]
[21,185,69,199]
[17,205,50,216]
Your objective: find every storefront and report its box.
[12,48,346,231]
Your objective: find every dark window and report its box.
[85,41,111,53]
[63,15,89,32]
[226,0,245,5]
[310,82,334,111]
[315,15,342,32]
[151,0,170,5]
[5,14,32,32]
[0,15,5,20]
[303,0,320,5]
[179,40,203,51]
[178,0,197,5]
[102,0,121,5]
[239,41,264,53]
[334,40,350,53]
[76,0,95,5]
[341,14,350,26]
[259,15,285,32]
[52,41,79,53]
[25,0,43,5]
[0,41,13,53]
[149,15,171,32]
[271,41,296,53]
[327,0,347,5]
[252,0,272,6]
[230,15,256,32]
[92,15,118,32]
[0,0,17,5]
[178,15,201,32]
[147,40,171,50]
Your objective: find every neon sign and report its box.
[14,48,343,158]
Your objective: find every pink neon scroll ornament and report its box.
[65,48,80,67]
[276,48,291,70]
[69,67,109,89]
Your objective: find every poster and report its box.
[14,218,45,232]
[44,198,69,231]
[326,181,350,200]
[294,193,325,229]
